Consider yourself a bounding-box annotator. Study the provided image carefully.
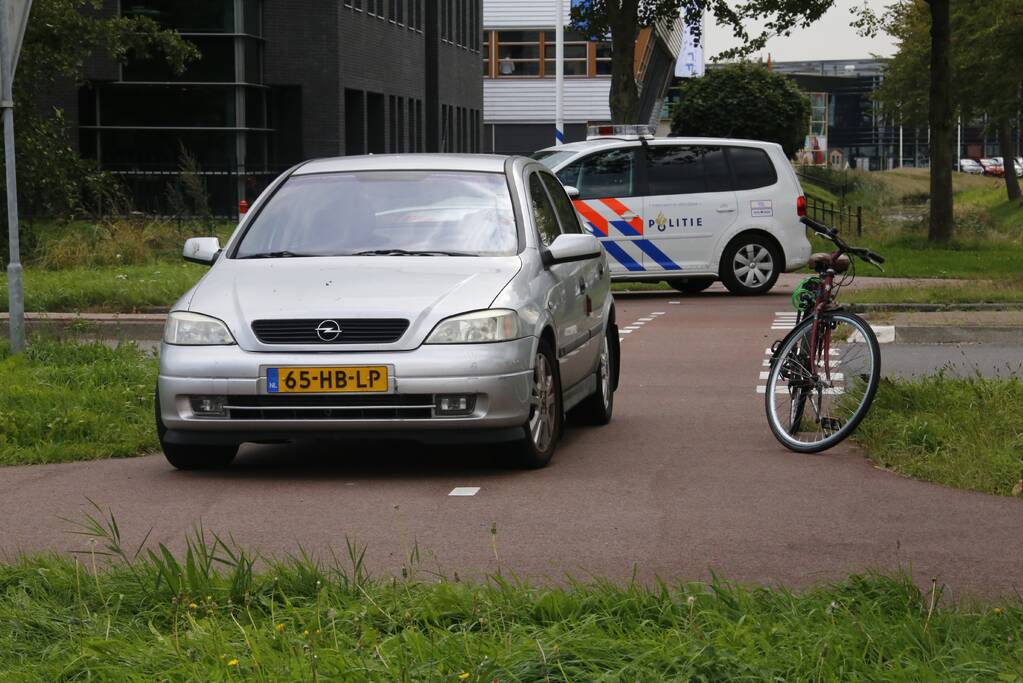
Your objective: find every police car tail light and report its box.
[586,124,654,140]
[797,195,807,218]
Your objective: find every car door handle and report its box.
[621,212,639,221]
[716,206,736,213]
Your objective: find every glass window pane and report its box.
[498,44,539,60]
[544,60,587,76]
[544,44,587,59]
[98,85,236,127]
[529,174,560,246]
[728,147,778,190]
[122,0,234,32]
[702,147,732,193]
[559,148,636,200]
[99,130,237,170]
[646,146,705,194]
[123,35,236,82]
[496,30,538,43]
[541,173,582,234]
[236,172,519,257]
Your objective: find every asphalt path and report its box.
[3,282,1023,598]
[882,343,1023,379]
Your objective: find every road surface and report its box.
[3,283,1022,599]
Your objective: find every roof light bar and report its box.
[586,124,654,140]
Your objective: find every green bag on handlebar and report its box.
[792,276,822,312]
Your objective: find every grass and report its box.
[844,278,1023,305]
[1,513,1021,681]
[855,376,1023,496]
[0,338,158,466]
[0,262,206,313]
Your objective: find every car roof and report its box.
[537,137,782,156]
[294,154,511,176]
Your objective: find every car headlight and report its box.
[164,311,236,345]
[426,309,520,344]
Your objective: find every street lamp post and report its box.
[555,0,564,145]
[1,0,30,353]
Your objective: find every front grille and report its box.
[224,394,434,420]
[251,318,410,345]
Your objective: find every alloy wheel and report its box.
[733,244,774,287]
[529,352,556,451]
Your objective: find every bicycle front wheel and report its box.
[765,311,881,452]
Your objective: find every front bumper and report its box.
[158,337,535,444]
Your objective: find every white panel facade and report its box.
[484,79,611,123]
[483,0,569,28]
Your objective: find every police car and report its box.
[533,126,812,295]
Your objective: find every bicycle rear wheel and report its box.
[765,311,881,452]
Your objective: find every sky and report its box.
[703,0,897,63]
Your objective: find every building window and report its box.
[489,30,611,78]
[391,0,403,25]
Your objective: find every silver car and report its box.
[157,155,619,469]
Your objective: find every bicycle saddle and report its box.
[809,252,851,274]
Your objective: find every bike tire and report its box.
[765,311,881,453]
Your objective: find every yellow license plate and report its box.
[267,366,389,394]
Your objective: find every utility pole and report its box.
[1,0,32,353]
[554,0,564,145]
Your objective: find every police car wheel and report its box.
[668,278,714,295]
[720,236,780,295]
[513,340,563,469]
[571,322,617,426]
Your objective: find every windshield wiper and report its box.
[351,249,478,257]
[238,250,318,259]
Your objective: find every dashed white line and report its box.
[449,487,480,497]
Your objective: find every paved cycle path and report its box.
[2,283,1022,598]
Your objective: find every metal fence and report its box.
[805,196,863,236]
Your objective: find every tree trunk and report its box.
[608,2,639,124]
[998,118,1021,201]
[927,0,954,242]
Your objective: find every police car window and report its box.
[728,147,778,190]
[645,145,732,195]
[540,173,583,234]
[558,148,635,200]
[529,173,561,246]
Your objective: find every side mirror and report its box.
[183,237,222,265]
[543,233,602,267]
[563,185,580,199]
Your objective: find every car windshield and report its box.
[531,150,577,169]
[234,171,518,258]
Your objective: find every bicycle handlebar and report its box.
[799,216,886,269]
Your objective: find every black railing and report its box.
[805,196,863,236]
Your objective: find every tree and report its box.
[874,0,1022,207]
[3,0,198,219]
[570,1,841,124]
[572,0,959,242]
[670,64,810,157]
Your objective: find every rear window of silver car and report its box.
[234,171,519,258]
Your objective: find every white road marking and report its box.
[669,301,681,305]
[449,487,480,497]
[620,329,633,333]
[638,317,654,322]
[757,386,845,395]
[651,312,666,316]
[760,371,843,381]
[624,326,640,330]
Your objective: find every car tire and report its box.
[571,322,618,426]
[719,234,781,296]
[513,339,563,469]
[668,277,714,295]
[155,389,238,470]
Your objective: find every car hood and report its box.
[187,256,522,351]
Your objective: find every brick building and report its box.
[67,0,483,215]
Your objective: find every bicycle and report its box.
[765,216,886,452]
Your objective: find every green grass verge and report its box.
[844,278,1023,305]
[0,339,157,466]
[855,376,1023,496]
[0,262,205,313]
[2,516,1021,681]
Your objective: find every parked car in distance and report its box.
[978,158,1004,177]
[992,157,1023,176]
[533,126,811,296]
[157,155,619,470]
[957,158,984,174]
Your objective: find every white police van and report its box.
[533,126,812,295]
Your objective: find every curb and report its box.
[894,325,1023,345]
[0,312,166,340]
[848,302,1023,313]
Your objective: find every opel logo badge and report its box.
[315,320,342,342]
